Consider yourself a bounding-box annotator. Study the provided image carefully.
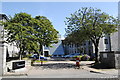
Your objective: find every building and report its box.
[0,14,7,76]
[62,40,94,56]
[98,20,119,52]
[98,2,120,68]
[118,1,120,51]
[98,2,119,57]
[43,34,64,57]
[0,14,20,76]
[49,39,64,57]
[99,34,112,52]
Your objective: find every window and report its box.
[72,44,73,47]
[84,43,86,46]
[104,39,108,44]
[89,41,91,45]
[77,43,79,47]
[75,44,77,47]
[75,51,76,53]
[89,49,91,53]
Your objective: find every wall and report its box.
[100,51,120,69]
[49,40,64,56]
[0,14,19,76]
[0,15,6,76]
[100,52,115,68]
[62,40,93,55]
[0,43,3,76]
[118,1,120,51]
[111,32,118,51]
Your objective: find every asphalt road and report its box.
[26,61,118,78]
[27,68,118,78]
[3,61,118,78]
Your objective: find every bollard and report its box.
[41,59,43,66]
[76,57,80,69]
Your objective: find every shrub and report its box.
[89,56,95,61]
[81,54,90,61]
[48,55,52,57]
[27,54,32,58]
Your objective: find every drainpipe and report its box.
[109,34,112,52]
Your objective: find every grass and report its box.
[23,57,48,62]
[23,57,29,60]
[35,60,48,63]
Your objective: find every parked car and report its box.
[40,56,47,60]
[29,54,47,60]
[63,55,71,58]
[70,53,81,58]
[29,54,38,59]
[63,53,81,58]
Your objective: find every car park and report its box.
[40,56,47,60]
[70,53,80,57]
[63,55,71,58]
[63,53,81,58]
[29,54,47,60]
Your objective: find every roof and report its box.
[0,14,9,20]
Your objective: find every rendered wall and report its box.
[118,1,120,51]
[49,40,64,56]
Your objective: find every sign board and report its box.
[103,53,107,58]
[12,61,25,70]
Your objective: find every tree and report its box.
[65,7,118,63]
[34,16,58,56]
[64,29,88,44]
[1,13,39,60]
[1,12,59,60]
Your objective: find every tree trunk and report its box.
[39,45,41,61]
[91,38,100,63]
[95,46,99,63]
[19,50,22,60]
[40,45,44,56]
[39,45,43,60]
[19,47,23,60]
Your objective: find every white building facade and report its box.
[0,14,19,76]
[98,2,120,52]
[62,40,94,56]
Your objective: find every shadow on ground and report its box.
[90,63,115,69]
[32,63,84,69]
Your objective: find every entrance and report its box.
[44,51,49,57]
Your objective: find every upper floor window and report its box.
[89,41,91,45]
[104,39,108,44]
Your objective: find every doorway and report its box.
[44,51,49,57]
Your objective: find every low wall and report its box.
[100,51,120,69]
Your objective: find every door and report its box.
[44,51,49,57]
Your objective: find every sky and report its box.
[2,2,118,39]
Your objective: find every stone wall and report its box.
[114,52,120,69]
[100,51,120,69]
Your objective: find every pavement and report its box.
[81,65,118,75]
[80,61,118,75]
[2,60,119,78]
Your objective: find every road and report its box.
[27,67,117,78]
[2,60,118,78]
